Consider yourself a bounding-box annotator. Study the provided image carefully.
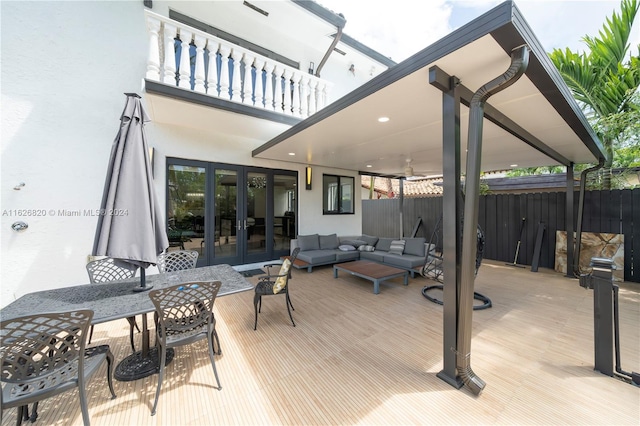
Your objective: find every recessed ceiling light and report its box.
[366,164,372,168]
[377,117,389,123]
[288,152,296,156]
[510,164,518,167]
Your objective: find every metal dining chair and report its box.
[148,281,222,416]
[253,247,300,330]
[157,250,198,273]
[1,310,116,426]
[86,257,139,352]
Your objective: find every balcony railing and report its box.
[144,10,332,118]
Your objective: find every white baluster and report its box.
[193,35,206,93]
[162,23,178,85]
[308,79,318,115]
[273,65,283,113]
[282,69,292,115]
[241,54,254,105]
[218,45,231,100]
[230,50,243,102]
[145,16,161,81]
[291,72,301,117]
[299,74,309,118]
[178,30,193,89]
[321,83,331,109]
[206,40,219,96]
[254,59,265,108]
[263,62,274,111]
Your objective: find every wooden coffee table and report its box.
[333,260,409,294]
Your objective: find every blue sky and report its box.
[318,0,640,62]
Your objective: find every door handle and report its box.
[237,220,242,231]
[244,219,248,230]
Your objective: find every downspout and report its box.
[315,14,345,78]
[459,45,529,395]
[573,156,606,276]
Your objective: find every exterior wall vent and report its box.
[333,47,346,56]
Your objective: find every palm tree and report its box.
[549,0,639,188]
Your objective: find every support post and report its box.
[566,163,575,277]
[430,66,462,389]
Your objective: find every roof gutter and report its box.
[573,156,606,276]
[315,15,346,78]
[458,44,529,396]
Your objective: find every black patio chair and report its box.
[148,281,222,416]
[86,257,139,352]
[253,247,300,330]
[1,310,116,426]
[157,250,198,273]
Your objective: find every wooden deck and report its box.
[3,261,639,425]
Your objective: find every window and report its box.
[323,174,354,214]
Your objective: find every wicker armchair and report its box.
[86,258,139,352]
[157,250,198,273]
[253,247,300,330]
[1,310,116,426]
[148,281,222,415]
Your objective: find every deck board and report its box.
[2,261,638,425]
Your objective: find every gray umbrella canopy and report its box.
[92,94,169,284]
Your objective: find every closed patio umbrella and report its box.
[92,93,169,291]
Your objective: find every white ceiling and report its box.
[253,3,605,178]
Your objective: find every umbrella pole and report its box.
[133,267,153,292]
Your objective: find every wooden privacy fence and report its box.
[362,189,640,283]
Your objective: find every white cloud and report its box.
[318,0,639,61]
[318,0,454,62]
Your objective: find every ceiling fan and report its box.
[403,158,434,179]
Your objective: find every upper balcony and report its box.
[143,10,333,126]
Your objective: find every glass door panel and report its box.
[167,164,206,261]
[246,171,267,256]
[213,167,241,264]
[273,174,297,252]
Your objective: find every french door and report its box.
[166,158,297,266]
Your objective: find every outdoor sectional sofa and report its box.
[290,233,427,277]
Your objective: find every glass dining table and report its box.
[0,264,253,381]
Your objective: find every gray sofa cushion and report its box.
[341,239,367,248]
[404,237,426,256]
[359,251,386,262]
[360,235,379,246]
[383,253,424,269]
[298,234,320,251]
[297,250,336,264]
[375,238,394,252]
[335,250,360,262]
[319,234,339,249]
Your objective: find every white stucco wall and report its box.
[1,1,366,307]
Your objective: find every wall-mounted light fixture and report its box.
[305,166,312,190]
[348,64,355,75]
[308,62,315,75]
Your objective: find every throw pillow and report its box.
[339,244,356,251]
[319,234,339,249]
[297,234,320,251]
[358,245,375,252]
[341,239,366,248]
[375,238,394,252]
[360,235,379,246]
[388,240,406,255]
[404,237,427,256]
[273,259,292,294]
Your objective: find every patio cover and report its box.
[253,1,606,394]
